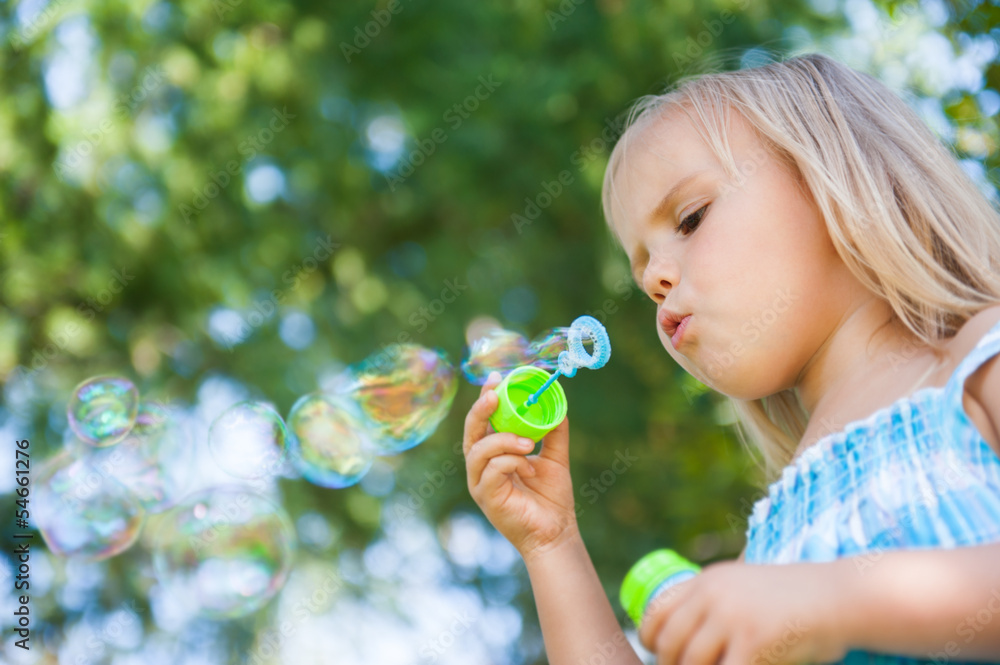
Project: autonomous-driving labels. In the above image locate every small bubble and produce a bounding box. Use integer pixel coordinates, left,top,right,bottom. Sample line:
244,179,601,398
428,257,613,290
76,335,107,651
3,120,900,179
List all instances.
286,392,374,489
67,376,140,447
208,401,289,480
151,487,294,619
35,451,145,560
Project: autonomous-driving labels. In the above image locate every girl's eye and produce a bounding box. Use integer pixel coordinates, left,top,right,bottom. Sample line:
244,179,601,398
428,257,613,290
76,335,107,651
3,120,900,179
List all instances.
676,204,708,236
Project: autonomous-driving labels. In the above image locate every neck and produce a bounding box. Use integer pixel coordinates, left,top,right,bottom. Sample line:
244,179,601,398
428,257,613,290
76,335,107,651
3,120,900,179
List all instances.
794,296,930,418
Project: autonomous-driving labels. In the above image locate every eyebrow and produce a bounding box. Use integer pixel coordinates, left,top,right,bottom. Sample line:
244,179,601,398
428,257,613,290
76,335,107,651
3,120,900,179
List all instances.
626,170,709,270
648,171,708,223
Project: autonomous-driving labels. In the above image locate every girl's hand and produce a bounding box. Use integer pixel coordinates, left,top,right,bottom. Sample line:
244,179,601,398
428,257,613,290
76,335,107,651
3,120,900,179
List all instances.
463,371,578,562
637,559,852,665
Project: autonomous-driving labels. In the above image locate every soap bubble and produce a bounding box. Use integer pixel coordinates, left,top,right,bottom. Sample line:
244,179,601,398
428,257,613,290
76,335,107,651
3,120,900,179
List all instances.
87,401,193,513
462,326,598,382
35,451,146,560
67,376,140,447
345,344,458,455
460,329,532,384
208,402,289,480
526,327,571,369
286,392,374,489
527,327,594,371
151,487,295,619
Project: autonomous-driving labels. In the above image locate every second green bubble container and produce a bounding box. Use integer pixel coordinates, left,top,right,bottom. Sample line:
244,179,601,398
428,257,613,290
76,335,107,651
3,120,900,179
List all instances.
620,549,701,627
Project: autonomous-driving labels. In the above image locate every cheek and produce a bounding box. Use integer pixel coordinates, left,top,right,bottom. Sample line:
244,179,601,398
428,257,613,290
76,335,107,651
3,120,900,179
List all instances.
686,216,804,358
698,195,817,304
699,195,756,254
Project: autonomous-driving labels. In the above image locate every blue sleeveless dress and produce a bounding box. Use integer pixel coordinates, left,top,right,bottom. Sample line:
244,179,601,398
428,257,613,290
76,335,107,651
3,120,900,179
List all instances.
744,317,1000,664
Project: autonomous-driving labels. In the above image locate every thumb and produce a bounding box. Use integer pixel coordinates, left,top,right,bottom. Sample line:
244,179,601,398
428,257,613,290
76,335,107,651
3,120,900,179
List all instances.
479,370,502,397
538,414,570,465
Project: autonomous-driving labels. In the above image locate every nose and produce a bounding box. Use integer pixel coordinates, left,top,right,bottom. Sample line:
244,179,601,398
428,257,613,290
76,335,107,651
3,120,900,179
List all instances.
642,254,678,304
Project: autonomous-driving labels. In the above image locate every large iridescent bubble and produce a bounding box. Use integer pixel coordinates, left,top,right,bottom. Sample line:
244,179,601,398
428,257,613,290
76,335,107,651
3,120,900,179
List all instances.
286,392,374,489
151,487,295,619
208,402,289,480
35,451,146,560
67,376,140,447
87,401,192,513
343,344,458,455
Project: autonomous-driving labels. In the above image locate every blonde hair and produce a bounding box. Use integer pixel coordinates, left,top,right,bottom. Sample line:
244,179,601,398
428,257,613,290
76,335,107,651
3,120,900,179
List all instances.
601,51,1000,485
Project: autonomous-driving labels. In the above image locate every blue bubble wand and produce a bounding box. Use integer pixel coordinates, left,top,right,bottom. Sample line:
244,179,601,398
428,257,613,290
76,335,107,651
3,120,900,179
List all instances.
516,315,612,416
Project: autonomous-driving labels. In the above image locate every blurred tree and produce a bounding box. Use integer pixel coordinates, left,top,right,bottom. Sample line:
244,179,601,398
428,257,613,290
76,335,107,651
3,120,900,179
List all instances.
0,0,996,662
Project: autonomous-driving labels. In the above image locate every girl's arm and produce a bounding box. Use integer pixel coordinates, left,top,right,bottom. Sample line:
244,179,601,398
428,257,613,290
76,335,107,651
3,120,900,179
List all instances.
462,377,643,665
523,528,644,665
841,542,1000,660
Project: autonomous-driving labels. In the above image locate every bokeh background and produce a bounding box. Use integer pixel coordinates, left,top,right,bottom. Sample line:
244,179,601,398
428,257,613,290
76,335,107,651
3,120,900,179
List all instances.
2,0,999,662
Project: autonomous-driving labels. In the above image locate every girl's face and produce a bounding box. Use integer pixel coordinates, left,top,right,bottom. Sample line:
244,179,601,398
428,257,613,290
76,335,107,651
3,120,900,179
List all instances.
609,106,863,400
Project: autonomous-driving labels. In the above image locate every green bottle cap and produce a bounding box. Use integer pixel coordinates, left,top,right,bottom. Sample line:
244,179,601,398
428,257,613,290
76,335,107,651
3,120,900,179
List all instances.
620,549,701,627
488,366,568,442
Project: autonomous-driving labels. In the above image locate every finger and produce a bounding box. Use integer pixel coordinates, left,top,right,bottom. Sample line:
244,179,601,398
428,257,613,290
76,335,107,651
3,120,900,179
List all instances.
655,601,708,665
675,620,725,665
639,579,693,649
538,413,570,465
480,370,503,397
639,602,666,651
477,453,536,497
717,638,749,665
478,370,502,397
463,391,498,454
464,372,504,455
467,432,536,487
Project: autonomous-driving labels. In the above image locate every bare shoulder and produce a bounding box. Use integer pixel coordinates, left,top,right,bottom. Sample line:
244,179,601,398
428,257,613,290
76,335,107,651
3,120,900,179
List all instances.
946,304,1000,358
948,304,1000,456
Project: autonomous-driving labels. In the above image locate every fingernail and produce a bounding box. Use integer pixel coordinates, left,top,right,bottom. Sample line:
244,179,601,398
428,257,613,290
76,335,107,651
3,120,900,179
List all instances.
487,371,501,383
519,438,534,447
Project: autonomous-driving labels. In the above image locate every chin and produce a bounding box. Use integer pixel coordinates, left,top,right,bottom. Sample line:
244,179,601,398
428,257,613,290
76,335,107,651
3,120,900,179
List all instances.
716,387,763,401
693,362,772,401
714,379,785,402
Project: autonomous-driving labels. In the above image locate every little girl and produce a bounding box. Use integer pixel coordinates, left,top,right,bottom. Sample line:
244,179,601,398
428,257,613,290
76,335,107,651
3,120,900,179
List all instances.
463,52,1000,664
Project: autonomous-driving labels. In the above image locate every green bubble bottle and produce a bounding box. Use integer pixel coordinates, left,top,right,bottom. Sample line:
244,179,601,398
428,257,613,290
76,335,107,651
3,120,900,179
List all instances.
488,315,611,442
488,365,569,442
620,549,701,627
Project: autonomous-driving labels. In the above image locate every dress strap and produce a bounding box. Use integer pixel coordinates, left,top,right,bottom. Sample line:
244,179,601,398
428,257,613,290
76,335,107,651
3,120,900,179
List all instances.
945,315,1000,413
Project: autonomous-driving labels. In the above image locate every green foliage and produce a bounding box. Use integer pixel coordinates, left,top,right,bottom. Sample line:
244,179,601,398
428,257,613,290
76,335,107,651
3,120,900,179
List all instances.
1,0,996,661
